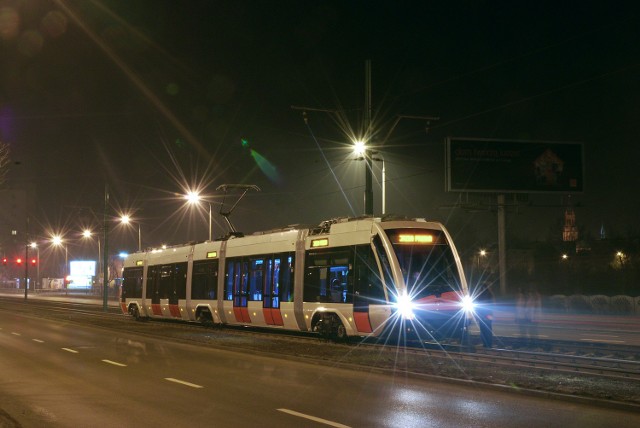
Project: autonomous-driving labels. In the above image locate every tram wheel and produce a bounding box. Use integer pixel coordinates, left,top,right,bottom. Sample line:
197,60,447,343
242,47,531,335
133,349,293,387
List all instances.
327,315,347,342
130,306,141,321
333,320,347,341
197,310,213,326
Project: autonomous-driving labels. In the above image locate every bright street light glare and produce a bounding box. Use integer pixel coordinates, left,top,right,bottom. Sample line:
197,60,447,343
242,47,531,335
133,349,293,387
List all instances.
185,191,201,204
121,215,131,224
83,229,92,238
353,140,366,156
52,236,63,246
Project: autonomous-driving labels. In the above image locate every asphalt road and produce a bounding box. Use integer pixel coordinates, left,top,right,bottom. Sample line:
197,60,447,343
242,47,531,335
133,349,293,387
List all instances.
2,308,640,427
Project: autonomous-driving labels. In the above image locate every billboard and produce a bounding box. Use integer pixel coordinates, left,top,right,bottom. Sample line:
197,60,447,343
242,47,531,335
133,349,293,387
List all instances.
70,260,96,276
445,138,584,193
68,260,96,290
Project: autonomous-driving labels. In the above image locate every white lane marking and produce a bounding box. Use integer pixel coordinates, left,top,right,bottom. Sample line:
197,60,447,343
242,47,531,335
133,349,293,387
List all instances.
580,338,625,344
61,348,79,353
587,334,620,338
164,378,204,389
11,332,21,336
32,339,45,343
277,408,351,428
102,359,127,367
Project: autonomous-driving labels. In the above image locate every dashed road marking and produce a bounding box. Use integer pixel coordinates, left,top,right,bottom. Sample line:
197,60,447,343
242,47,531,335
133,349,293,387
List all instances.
61,348,79,353
32,339,44,343
164,378,203,389
580,338,625,344
102,359,127,367
277,408,351,428
11,332,21,336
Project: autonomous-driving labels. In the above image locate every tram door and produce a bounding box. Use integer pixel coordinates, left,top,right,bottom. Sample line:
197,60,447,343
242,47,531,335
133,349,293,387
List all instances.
263,257,284,326
146,265,162,316
353,245,386,333
146,263,186,318
228,259,251,323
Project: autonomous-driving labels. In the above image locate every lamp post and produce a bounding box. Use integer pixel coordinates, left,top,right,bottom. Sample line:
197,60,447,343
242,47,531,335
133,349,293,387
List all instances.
29,242,39,292
353,141,373,215
120,215,141,252
51,235,68,286
82,229,101,294
372,153,385,215
354,142,387,216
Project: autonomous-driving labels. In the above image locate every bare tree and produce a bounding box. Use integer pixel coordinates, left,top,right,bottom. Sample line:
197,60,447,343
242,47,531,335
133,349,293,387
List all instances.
0,141,9,186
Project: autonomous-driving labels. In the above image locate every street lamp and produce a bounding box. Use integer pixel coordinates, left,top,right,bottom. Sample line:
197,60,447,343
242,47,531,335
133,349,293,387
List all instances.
120,215,141,252
185,191,212,241
371,153,386,215
354,141,387,216
353,140,373,215
82,229,101,294
51,235,68,285
477,249,487,269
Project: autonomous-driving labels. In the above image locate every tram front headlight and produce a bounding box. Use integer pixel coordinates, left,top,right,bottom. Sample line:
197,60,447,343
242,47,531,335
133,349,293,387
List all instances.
395,291,415,320
460,294,476,314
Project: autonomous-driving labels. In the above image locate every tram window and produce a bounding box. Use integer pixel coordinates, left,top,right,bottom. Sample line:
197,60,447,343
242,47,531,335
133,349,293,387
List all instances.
158,265,172,300
156,263,187,304
354,244,385,303
192,260,218,300
387,228,462,297
304,248,352,303
249,258,264,301
225,260,235,300
146,265,159,300
279,254,294,303
263,258,275,308
122,267,143,299
373,235,394,296
174,263,187,301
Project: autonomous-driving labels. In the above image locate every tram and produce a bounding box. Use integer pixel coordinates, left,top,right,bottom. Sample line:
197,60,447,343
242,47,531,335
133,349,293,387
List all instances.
120,216,475,341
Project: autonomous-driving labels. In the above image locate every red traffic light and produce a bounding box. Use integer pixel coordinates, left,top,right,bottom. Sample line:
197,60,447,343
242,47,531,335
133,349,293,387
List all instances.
2,257,7,265
15,258,23,265
30,258,37,266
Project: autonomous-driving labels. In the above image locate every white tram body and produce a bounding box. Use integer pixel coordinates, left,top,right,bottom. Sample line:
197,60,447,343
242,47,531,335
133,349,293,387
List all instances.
121,217,473,340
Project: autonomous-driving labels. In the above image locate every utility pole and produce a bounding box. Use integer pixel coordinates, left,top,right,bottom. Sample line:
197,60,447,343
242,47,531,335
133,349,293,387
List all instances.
24,216,29,300
292,60,438,217
364,60,373,216
102,183,109,312
497,194,507,295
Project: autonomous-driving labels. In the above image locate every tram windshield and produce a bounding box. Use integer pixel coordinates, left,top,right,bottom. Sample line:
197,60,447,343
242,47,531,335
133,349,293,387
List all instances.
386,229,463,299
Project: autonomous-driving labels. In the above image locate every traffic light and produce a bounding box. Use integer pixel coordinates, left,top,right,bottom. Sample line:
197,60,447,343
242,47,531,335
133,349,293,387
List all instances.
2,257,7,266
30,258,37,266
15,258,22,265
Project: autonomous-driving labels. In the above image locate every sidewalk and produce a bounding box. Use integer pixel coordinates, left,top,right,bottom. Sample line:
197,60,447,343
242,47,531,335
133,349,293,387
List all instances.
0,289,120,307
492,309,640,331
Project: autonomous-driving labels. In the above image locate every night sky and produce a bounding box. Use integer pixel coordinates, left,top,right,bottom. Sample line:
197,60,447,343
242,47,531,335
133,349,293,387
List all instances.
1,0,639,255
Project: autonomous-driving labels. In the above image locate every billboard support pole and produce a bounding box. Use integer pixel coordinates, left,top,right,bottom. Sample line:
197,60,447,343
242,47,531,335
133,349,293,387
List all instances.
497,194,507,296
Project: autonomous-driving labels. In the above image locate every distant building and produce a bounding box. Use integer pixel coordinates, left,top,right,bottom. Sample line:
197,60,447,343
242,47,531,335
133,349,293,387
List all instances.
562,207,578,242
0,188,27,254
